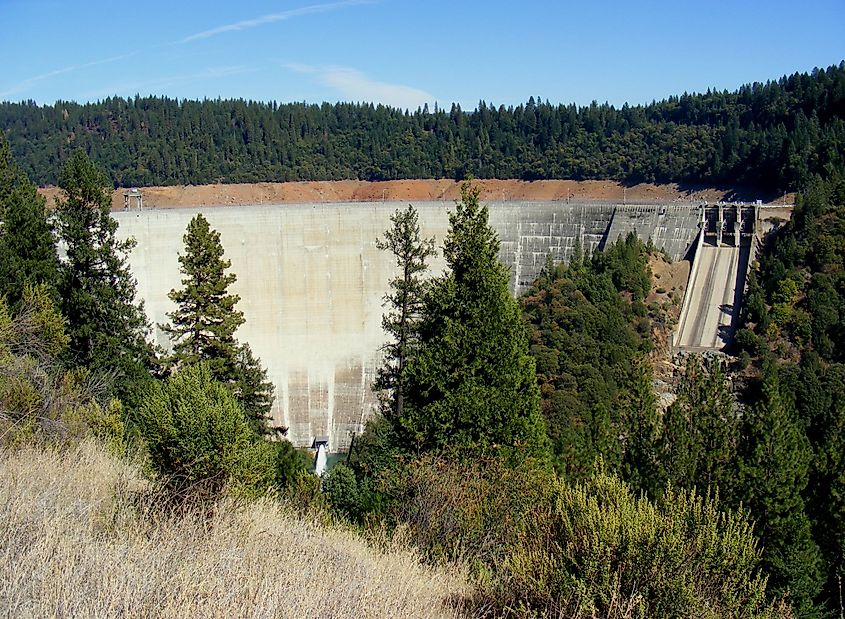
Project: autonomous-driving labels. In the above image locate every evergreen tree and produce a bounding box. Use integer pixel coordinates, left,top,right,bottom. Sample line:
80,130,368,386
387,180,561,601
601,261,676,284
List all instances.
231,342,276,435
0,134,59,307
373,204,435,422
809,393,845,611
656,357,740,501
402,182,548,457
161,213,274,431
619,359,660,496
737,363,824,617
162,213,244,375
797,355,845,610
54,150,152,392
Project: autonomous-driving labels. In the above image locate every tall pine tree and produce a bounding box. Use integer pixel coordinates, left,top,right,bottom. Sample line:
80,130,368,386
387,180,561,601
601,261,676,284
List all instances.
162,213,244,375
655,357,740,500
55,150,153,394
619,359,660,497
738,363,824,618
0,134,59,307
402,182,548,458
161,213,274,432
373,204,435,422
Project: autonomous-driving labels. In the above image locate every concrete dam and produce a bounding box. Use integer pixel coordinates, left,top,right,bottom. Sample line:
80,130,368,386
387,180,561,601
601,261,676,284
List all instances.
114,200,704,450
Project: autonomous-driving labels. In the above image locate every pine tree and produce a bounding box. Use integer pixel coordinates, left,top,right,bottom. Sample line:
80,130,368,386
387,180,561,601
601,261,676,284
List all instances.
161,213,274,431
231,343,276,435
373,204,435,422
54,150,152,392
656,357,740,500
797,354,845,610
619,359,660,496
809,398,845,611
0,134,59,307
738,363,824,617
402,182,548,458
162,213,244,376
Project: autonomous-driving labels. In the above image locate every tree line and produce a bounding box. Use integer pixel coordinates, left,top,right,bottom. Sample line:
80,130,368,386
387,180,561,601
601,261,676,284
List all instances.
1,62,844,193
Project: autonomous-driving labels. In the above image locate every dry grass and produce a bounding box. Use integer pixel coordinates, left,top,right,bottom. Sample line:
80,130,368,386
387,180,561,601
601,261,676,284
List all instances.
0,442,468,618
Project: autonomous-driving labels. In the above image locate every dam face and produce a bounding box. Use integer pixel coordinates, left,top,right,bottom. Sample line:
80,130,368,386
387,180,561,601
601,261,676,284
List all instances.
114,201,700,450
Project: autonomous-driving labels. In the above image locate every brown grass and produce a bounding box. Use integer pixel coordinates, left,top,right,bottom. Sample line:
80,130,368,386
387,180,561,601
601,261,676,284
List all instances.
0,442,468,618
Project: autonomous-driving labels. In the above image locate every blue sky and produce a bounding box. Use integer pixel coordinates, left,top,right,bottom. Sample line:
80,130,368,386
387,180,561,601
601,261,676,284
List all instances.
1,0,843,110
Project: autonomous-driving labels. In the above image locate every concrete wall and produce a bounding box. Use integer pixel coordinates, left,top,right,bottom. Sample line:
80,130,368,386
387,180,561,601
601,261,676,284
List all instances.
114,201,698,450
605,204,702,260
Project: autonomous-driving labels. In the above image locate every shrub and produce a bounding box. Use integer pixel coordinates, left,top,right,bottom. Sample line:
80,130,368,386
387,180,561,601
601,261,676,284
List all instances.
492,473,790,618
736,327,762,356
270,438,312,488
377,454,789,618
0,286,118,447
323,463,362,520
135,363,276,500
390,454,556,570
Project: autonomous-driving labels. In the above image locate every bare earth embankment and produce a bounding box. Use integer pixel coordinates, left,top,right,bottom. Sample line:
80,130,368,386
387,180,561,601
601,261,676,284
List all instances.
38,179,794,210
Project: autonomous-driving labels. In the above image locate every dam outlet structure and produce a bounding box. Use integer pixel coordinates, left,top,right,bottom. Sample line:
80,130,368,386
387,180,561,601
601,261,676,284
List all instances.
115,200,703,451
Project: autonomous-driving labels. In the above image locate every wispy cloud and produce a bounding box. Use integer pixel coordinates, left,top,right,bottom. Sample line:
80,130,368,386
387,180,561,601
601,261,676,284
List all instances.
0,53,137,100
285,63,434,110
80,66,257,100
181,0,373,43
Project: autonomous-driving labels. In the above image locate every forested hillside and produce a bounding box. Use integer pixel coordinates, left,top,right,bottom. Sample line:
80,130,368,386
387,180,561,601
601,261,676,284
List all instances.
1,63,843,192
522,229,837,616
737,171,845,614
522,235,655,480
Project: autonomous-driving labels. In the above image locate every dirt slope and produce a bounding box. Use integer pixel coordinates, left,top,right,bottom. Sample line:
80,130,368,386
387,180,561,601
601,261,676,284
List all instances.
38,179,791,210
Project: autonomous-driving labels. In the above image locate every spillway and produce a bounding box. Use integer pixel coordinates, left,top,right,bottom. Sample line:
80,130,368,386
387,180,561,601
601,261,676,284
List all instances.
115,200,700,449
674,204,756,351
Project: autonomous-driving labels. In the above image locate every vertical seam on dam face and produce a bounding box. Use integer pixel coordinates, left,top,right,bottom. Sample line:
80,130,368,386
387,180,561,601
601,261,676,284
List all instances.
115,201,700,449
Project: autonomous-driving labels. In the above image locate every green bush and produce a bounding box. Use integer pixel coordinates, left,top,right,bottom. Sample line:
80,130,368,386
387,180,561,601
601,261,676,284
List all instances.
322,463,362,520
0,286,117,447
493,473,790,618
270,438,312,488
389,454,556,570
135,363,276,500
377,454,789,618
735,327,762,356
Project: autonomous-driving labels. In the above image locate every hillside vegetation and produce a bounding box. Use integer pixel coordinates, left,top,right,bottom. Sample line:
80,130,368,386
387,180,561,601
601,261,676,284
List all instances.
2,63,844,192
0,441,466,618
737,171,845,612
